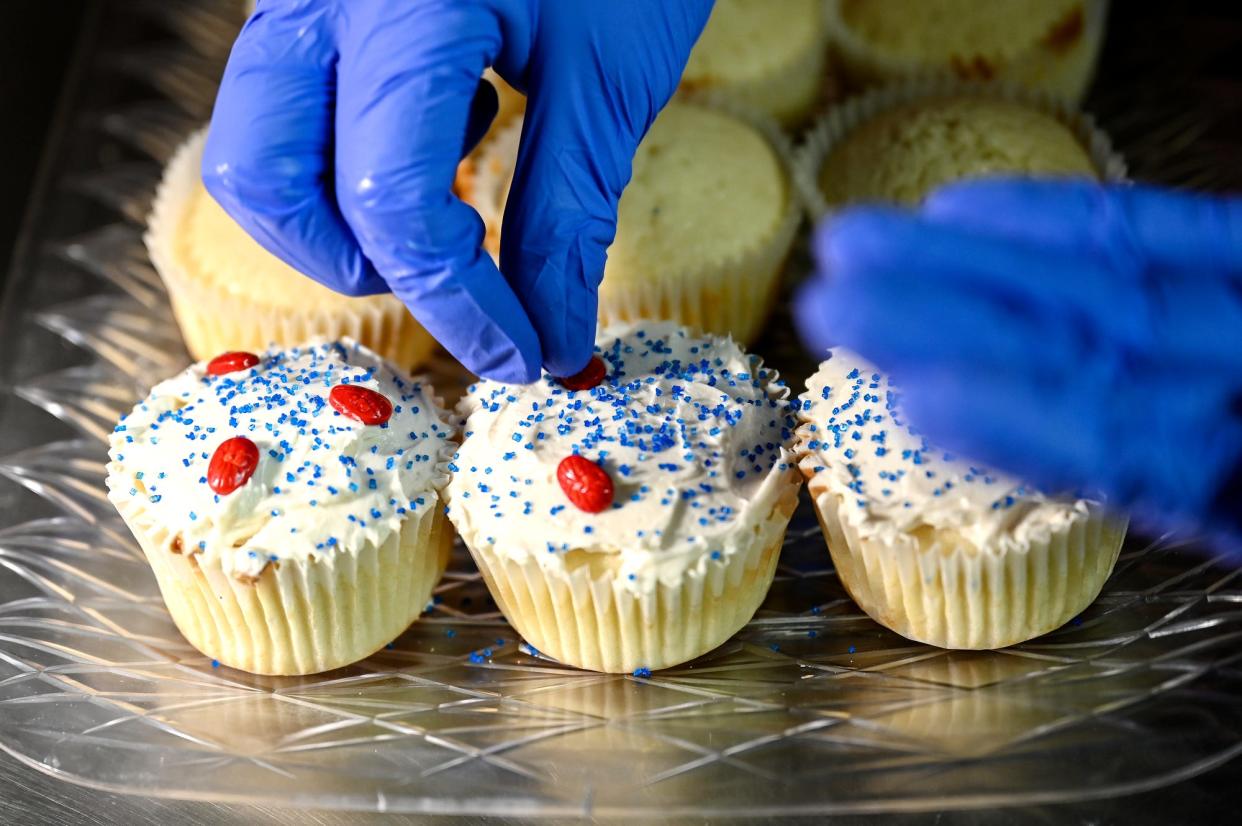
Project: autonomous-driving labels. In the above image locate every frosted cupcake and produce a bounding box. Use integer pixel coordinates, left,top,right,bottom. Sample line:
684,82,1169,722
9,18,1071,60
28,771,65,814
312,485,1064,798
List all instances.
678,0,829,126
796,84,1124,218
147,129,437,369
825,0,1107,102
106,340,455,674
459,100,800,346
796,350,1126,650
447,322,803,673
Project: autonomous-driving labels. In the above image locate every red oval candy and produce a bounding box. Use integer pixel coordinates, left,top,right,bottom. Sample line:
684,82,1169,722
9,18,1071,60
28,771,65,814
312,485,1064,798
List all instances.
208,437,259,495
558,356,607,391
329,384,393,425
556,455,614,514
206,351,260,376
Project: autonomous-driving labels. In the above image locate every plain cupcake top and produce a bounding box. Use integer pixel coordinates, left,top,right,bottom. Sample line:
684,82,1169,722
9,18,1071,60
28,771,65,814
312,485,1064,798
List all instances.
468,101,789,279
820,96,1096,206
447,322,799,589
106,340,453,581
681,0,826,88
798,349,1092,552
610,102,788,282
835,0,1083,65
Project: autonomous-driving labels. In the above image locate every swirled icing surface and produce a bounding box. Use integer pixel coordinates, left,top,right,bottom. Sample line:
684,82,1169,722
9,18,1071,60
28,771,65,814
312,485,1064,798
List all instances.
798,349,1093,551
106,340,453,580
446,322,801,590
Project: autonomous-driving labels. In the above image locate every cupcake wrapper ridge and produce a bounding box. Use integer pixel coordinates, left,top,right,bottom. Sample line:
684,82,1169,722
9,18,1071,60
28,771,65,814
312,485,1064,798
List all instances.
110,484,452,675
802,474,1126,650
465,485,798,673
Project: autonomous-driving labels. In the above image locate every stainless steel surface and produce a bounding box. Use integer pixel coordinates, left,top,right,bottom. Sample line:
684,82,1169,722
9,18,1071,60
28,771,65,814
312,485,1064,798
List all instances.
1,1,1241,822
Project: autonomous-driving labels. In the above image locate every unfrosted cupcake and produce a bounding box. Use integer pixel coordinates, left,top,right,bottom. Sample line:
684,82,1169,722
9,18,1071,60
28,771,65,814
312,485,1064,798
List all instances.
678,0,829,126
106,340,455,674
447,322,803,673
459,100,800,346
795,83,1125,218
826,0,1107,102
147,129,437,369
483,67,525,129
796,350,1126,650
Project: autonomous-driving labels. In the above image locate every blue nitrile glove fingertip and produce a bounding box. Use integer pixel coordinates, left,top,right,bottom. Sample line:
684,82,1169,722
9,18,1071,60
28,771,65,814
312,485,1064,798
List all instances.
792,275,839,357
814,206,914,279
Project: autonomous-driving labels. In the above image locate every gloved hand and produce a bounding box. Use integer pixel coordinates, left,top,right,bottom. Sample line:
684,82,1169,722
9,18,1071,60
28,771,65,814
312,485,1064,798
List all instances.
796,179,1242,547
202,0,712,382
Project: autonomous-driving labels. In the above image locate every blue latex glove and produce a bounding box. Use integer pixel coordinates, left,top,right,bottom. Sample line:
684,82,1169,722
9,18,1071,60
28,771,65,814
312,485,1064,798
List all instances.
796,179,1242,548
202,0,712,382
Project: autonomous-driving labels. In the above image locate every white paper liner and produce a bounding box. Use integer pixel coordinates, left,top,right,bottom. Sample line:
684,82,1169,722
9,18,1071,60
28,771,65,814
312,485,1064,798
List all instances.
792,77,1128,221
466,488,798,673
109,485,452,675
799,471,1125,650
459,94,804,346
824,0,1109,103
146,128,437,370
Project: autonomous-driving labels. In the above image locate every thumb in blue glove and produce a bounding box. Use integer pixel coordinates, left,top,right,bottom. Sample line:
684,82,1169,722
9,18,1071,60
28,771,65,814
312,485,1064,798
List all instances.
202,0,712,383
796,179,1242,549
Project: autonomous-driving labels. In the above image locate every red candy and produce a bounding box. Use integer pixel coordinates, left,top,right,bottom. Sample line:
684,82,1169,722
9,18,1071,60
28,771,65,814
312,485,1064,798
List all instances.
558,356,607,391
208,437,259,495
206,351,260,376
329,384,393,425
556,455,614,514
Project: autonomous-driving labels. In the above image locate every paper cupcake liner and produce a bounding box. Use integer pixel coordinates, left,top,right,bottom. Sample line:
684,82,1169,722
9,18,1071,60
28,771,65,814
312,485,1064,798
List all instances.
677,17,831,128
110,488,452,675
792,77,1128,221
146,129,437,370
465,495,797,674
459,96,803,346
803,475,1125,650
824,0,1108,103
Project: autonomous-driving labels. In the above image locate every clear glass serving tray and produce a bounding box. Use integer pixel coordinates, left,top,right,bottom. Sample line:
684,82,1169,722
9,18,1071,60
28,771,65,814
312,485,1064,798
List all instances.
1,1,1241,817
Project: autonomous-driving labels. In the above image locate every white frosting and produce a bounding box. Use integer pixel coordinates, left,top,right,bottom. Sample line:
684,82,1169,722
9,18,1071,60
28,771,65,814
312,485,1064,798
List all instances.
446,322,800,591
106,340,454,580
798,349,1093,552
